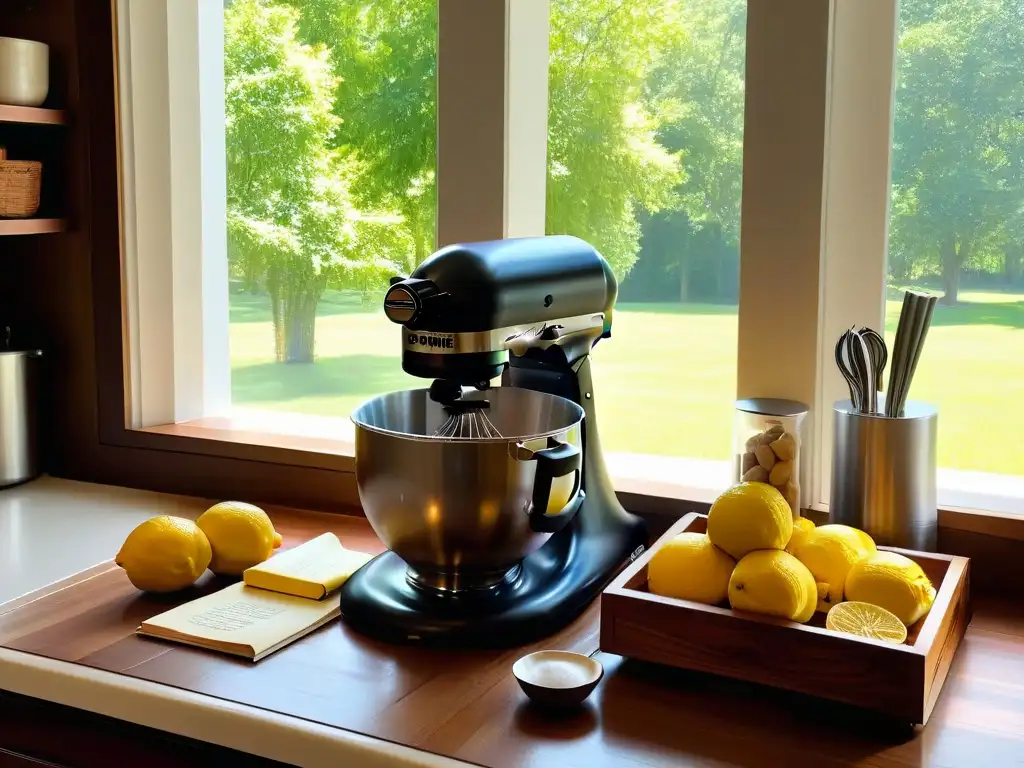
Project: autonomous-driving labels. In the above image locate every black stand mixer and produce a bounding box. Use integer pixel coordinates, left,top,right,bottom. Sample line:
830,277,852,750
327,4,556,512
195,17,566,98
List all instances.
341,235,647,646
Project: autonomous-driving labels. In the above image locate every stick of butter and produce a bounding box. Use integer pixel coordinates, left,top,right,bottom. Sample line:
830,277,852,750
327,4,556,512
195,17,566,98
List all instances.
243,533,373,600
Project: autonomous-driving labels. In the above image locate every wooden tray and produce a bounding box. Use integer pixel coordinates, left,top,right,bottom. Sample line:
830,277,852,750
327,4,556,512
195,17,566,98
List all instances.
600,513,970,724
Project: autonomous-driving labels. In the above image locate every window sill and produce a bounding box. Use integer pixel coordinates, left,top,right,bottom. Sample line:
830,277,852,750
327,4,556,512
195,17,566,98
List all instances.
143,409,731,503
936,470,1024,517
140,408,1024,540
143,409,356,459
938,506,1024,541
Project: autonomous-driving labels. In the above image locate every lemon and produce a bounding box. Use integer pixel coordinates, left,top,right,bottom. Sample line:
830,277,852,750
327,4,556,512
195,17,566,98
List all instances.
785,516,815,555
792,524,876,612
197,501,283,576
728,550,817,623
648,532,735,605
851,528,877,552
707,482,793,560
825,601,908,644
115,516,212,593
844,551,936,626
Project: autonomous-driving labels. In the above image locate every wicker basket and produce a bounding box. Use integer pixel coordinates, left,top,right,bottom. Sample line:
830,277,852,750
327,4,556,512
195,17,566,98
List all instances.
0,147,42,218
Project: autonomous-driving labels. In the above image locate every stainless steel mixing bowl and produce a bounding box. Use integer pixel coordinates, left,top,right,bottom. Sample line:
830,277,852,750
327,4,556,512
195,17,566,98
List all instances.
351,388,585,592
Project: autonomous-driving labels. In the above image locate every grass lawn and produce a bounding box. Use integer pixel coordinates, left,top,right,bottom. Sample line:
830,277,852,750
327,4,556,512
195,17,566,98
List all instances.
230,289,1024,474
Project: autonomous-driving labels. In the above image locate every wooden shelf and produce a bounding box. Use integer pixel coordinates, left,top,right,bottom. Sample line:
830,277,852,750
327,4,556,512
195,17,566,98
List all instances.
0,218,65,235
0,105,67,125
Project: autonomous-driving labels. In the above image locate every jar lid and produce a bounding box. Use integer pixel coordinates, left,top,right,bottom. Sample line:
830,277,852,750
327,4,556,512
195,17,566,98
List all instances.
735,398,808,417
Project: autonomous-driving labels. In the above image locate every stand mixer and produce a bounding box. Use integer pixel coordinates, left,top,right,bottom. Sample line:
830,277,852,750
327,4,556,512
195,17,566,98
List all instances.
341,235,647,646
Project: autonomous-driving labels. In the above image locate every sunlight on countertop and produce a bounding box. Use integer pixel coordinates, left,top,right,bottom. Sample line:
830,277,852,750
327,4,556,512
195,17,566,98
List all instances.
0,477,208,605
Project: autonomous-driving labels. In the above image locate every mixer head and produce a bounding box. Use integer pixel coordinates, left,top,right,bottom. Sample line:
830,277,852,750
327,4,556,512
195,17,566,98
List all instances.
383,235,618,387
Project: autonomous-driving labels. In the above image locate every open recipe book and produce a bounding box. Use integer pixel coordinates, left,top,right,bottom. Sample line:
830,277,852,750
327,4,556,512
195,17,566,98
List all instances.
138,582,341,661
137,533,373,661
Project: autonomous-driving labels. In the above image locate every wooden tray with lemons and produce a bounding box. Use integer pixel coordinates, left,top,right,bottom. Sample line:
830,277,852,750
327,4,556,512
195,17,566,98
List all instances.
600,483,970,725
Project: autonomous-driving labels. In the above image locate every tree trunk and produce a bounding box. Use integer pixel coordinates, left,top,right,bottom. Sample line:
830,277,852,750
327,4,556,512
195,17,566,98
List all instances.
281,293,317,363
412,231,426,273
268,268,323,364
1004,244,1022,286
941,265,961,306
710,223,725,301
405,201,428,274
679,262,691,302
243,259,262,294
269,267,285,354
939,234,961,306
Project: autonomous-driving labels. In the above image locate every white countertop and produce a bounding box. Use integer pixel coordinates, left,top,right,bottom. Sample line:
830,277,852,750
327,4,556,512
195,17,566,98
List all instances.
0,476,206,605
0,476,470,768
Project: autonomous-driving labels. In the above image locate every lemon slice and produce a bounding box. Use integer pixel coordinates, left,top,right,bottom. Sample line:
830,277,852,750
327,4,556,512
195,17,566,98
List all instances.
825,601,908,644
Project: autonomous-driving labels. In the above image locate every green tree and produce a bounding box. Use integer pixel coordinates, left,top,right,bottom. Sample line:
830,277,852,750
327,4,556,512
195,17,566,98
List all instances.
225,0,358,362
283,0,438,273
641,0,746,302
284,0,684,282
546,0,684,278
890,0,1024,304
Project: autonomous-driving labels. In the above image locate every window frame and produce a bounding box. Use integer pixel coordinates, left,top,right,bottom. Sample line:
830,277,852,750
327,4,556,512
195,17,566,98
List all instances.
95,0,1024,523
102,0,864,507
99,0,561,510
814,0,898,509
816,0,1024,516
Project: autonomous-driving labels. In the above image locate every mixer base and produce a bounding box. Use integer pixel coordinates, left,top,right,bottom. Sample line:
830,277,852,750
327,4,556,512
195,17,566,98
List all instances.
340,509,646,647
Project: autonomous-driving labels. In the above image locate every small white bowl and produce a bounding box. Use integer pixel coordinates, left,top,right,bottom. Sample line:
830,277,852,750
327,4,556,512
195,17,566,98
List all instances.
512,650,604,709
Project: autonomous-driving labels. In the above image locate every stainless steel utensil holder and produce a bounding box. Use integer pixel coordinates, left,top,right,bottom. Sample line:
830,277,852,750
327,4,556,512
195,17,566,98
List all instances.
829,399,937,551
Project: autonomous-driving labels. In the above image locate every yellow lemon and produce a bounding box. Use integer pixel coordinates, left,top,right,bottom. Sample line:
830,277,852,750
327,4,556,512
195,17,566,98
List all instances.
728,550,817,623
197,501,283,576
793,524,876,612
851,527,877,552
844,551,936,626
826,601,908,644
707,482,793,560
115,516,212,593
785,516,816,555
648,532,735,605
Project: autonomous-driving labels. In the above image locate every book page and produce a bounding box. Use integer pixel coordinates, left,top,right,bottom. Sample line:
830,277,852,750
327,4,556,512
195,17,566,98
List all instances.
187,597,287,632
140,582,340,658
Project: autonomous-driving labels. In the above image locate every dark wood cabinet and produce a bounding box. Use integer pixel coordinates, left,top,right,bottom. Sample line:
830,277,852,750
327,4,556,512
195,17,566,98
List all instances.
1,748,64,768
0,693,288,768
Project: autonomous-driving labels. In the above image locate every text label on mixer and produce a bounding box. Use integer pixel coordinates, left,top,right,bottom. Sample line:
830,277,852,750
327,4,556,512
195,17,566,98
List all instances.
407,332,456,350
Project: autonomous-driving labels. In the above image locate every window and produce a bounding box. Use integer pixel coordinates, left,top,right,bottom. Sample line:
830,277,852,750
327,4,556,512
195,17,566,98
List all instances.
225,0,748,487
222,0,748,478
815,0,1023,514
116,0,1023,516
885,0,1024,509
224,0,434,426
545,1,745,488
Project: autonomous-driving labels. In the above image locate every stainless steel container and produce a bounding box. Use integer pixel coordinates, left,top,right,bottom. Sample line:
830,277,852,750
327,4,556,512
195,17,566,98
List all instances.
0,349,42,487
0,37,49,107
830,399,937,550
351,387,585,592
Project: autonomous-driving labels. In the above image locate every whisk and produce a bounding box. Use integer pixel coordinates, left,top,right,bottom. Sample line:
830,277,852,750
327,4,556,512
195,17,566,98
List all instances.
433,403,502,439
427,379,503,439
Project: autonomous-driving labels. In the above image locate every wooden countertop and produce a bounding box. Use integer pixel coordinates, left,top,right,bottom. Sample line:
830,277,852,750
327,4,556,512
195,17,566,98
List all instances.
2,507,1023,768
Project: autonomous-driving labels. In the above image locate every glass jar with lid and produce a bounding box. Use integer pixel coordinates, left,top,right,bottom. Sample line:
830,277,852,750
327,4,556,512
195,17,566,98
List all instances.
734,398,808,517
